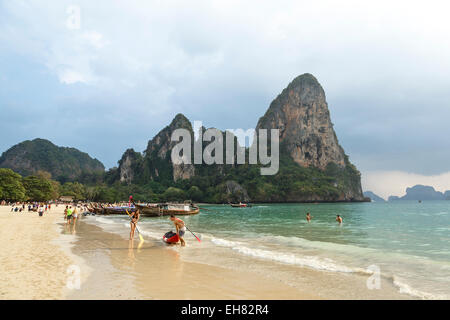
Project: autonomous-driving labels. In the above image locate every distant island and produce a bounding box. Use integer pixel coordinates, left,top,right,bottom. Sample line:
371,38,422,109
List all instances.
0,74,367,203
363,191,386,202
388,185,450,201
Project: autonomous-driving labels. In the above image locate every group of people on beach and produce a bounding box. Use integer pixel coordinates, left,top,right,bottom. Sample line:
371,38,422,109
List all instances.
9,202,52,216
306,212,343,224
64,205,80,225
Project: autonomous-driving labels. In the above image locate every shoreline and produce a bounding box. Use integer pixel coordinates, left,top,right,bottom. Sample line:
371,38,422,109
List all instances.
66,220,319,299
0,204,427,300
68,215,414,300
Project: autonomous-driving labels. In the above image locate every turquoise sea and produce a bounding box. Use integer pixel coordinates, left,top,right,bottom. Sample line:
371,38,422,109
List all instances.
86,201,450,299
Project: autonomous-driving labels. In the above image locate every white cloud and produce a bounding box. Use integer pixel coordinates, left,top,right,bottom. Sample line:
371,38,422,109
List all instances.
82,31,107,49
59,69,87,84
362,171,450,199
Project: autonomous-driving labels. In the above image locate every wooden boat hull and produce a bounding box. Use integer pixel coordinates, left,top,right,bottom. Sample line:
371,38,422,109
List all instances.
135,204,200,217
103,207,136,215
93,207,105,215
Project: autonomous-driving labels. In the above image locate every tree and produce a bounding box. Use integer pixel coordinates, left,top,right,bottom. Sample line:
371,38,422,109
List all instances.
23,176,54,201
162,187,186,202
60,182,86,200
49,180,61,200
0,168,26,201
36,170,52,181
187,186,204,202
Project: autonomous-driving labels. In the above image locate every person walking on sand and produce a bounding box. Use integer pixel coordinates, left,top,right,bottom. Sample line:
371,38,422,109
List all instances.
336,215,343,224
38,205,44,217
72,206,78,225
66,206,73,225
170,215,186,247
129,209,140,240
64,206,68,222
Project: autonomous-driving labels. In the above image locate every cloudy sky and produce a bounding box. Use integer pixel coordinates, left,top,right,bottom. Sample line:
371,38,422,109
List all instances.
1,0,450,198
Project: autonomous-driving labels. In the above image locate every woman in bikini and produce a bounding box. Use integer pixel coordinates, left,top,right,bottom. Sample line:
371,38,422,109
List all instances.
130,209,140,240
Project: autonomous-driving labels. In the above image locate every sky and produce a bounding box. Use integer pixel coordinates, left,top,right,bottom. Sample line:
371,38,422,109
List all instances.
1,0,450,199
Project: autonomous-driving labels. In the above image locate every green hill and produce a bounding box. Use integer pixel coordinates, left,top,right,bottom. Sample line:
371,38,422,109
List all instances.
0,138,105,183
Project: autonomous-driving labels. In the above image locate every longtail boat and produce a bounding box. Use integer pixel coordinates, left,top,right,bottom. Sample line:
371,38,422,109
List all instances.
135,203,200,217
230,203,247,208
103,206,136,215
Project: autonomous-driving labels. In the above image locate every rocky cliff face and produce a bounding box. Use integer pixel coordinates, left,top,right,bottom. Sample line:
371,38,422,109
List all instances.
0,138,104,182
225,180,250,202
118,149,143,184
114,74,364,202
256,73,346,169
115,114,195,184
144,113,195,182
256,73,364,201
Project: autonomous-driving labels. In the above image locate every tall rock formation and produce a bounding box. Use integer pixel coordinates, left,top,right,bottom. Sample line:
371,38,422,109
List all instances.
144,113,195,182
117,114,196,184
256,73,364,201
256,73,346,168
114,73,364,202
118,149,143,184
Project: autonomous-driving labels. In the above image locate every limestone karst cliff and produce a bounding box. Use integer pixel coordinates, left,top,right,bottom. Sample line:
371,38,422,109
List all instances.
256,73,346,169
114,73,364,202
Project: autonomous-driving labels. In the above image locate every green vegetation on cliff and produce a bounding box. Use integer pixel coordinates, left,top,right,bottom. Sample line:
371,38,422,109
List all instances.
0,138,105,183
0,74,365,204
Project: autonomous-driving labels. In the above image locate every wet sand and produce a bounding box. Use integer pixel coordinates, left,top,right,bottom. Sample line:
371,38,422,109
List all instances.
67,221,318,299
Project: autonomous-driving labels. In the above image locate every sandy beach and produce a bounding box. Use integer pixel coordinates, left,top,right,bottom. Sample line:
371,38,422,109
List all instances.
0,204,419,300
66,219,319,299
0,205,317,300
0,205,83,299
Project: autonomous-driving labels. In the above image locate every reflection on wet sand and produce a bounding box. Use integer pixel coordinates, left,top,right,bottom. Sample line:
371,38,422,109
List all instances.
67,220,315,300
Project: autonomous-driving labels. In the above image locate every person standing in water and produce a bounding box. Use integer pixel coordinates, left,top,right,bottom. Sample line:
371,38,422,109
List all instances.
306,212,312,222
336,215,343,224
72,206,78,225
66,206,73,225
64,206,68,222
170,215,186,246
129,209,140,240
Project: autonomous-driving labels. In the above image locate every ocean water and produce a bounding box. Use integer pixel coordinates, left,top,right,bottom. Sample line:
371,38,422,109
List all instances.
84,201,450,299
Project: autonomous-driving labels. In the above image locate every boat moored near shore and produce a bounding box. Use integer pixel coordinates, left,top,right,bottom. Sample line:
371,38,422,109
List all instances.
135,203,200,217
